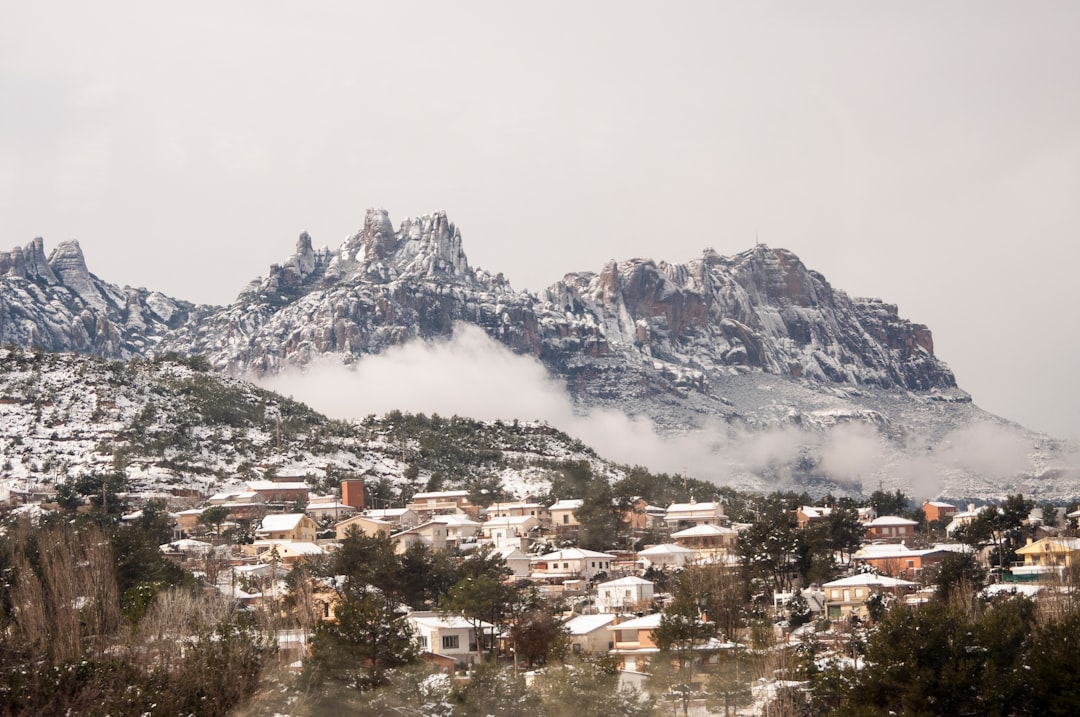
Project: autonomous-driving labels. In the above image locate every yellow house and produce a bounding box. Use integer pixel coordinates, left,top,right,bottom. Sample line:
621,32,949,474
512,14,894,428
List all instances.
334,514,393,540
548,499,583,534
1015,537,1080,569
255,513,318,542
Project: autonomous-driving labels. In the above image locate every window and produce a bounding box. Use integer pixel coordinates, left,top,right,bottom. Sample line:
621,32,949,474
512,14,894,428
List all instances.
418,635,429,648
442,635,460,650
563,515,569,524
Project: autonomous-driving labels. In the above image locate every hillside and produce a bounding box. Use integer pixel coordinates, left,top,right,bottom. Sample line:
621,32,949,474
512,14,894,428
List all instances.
0,350,607,504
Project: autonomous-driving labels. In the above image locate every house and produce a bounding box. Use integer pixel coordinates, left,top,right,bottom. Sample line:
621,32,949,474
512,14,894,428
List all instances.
596,576,654,614
175,507,205,535
609,612,663,673
664,500,728,530
160,538,213,557
255,513,318,543
483,515,540,547
671,524,739,555
365,508,419,529
334,514,394,540
852,543,955,579
486,501,550,525
407,611,491,670
636,543,695,570
493,545,532,578
1013,537,1080,581
305,500,357,523
864,515,918,542
822,574,916,620
391,521,448,553
795,506,833,529
531,548,616,581
430,514,482,546
407,490,478,518
565,613,616,655
245,480,310,506
922,500,958,524
549,499,584,534
260,541,326,566
945,504,991,536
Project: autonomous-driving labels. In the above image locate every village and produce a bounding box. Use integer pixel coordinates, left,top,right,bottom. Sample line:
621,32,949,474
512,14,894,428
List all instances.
114,473,1080,714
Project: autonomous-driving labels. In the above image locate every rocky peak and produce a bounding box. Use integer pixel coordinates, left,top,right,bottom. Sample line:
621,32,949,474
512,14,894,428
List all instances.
0,237,59,284
48,239,92,289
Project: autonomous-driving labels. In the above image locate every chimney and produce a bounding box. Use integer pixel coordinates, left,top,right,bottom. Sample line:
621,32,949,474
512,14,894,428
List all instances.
341,479,366,510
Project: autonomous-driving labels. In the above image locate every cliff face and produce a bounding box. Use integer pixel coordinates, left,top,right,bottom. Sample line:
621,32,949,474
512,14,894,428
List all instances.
0,210,957,425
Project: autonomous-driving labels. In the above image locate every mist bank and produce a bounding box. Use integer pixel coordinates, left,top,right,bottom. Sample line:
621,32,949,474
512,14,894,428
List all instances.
256,324,1074,500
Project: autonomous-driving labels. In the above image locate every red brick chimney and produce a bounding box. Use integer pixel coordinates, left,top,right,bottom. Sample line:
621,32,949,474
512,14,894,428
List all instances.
341,479,366,510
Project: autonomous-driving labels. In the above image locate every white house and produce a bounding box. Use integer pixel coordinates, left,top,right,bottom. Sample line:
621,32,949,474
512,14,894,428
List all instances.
565,613,616,655
407,611,492,669
483,515,540,547
664,500,727,530
636,543,695,570
494,545,533,578
531,548,616,581
431,514,482,545
596,576,655,614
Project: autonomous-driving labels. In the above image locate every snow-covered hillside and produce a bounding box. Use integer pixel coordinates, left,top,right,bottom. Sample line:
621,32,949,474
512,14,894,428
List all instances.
0,350,607,503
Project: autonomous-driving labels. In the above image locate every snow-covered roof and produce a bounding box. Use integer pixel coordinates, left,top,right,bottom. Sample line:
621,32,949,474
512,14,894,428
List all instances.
307,501,354,510
247,480,309,491
637,543,694,556
598,576,653,588
161,538,211,552
274,542,325,556
798,506,832,519
408,611,493,631
612,613,663,630
666,500,725,515
866,515,918,527
925,501,956,508
366,508,413,519
259,513,307,532
671,524,737,538
411,490,469,500
539,548,617,560
431,514,481,527
484,515,537,527
549,499,583,511
564,613,616,635
823,574,916,589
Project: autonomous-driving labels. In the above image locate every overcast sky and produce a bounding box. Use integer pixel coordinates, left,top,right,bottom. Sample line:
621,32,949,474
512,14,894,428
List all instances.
2,2,1079,440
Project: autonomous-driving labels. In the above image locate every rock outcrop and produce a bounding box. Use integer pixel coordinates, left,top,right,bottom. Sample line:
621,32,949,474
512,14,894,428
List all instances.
0,238,195,358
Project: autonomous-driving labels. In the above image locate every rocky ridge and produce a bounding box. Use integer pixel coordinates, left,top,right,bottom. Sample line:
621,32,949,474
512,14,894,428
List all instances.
154,209,958,429
0,237,194,357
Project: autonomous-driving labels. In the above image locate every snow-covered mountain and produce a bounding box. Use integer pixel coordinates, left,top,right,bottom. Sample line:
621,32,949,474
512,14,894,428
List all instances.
154,209,957,427
0,238,194,356
2,210,1077,498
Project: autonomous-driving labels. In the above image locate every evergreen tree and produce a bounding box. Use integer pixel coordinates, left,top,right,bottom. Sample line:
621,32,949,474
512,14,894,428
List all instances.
307,590,419,692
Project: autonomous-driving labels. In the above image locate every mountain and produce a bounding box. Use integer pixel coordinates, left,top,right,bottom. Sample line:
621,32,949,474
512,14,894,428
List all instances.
1,210,1076,498
154,209,958,428
0,238,194,356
